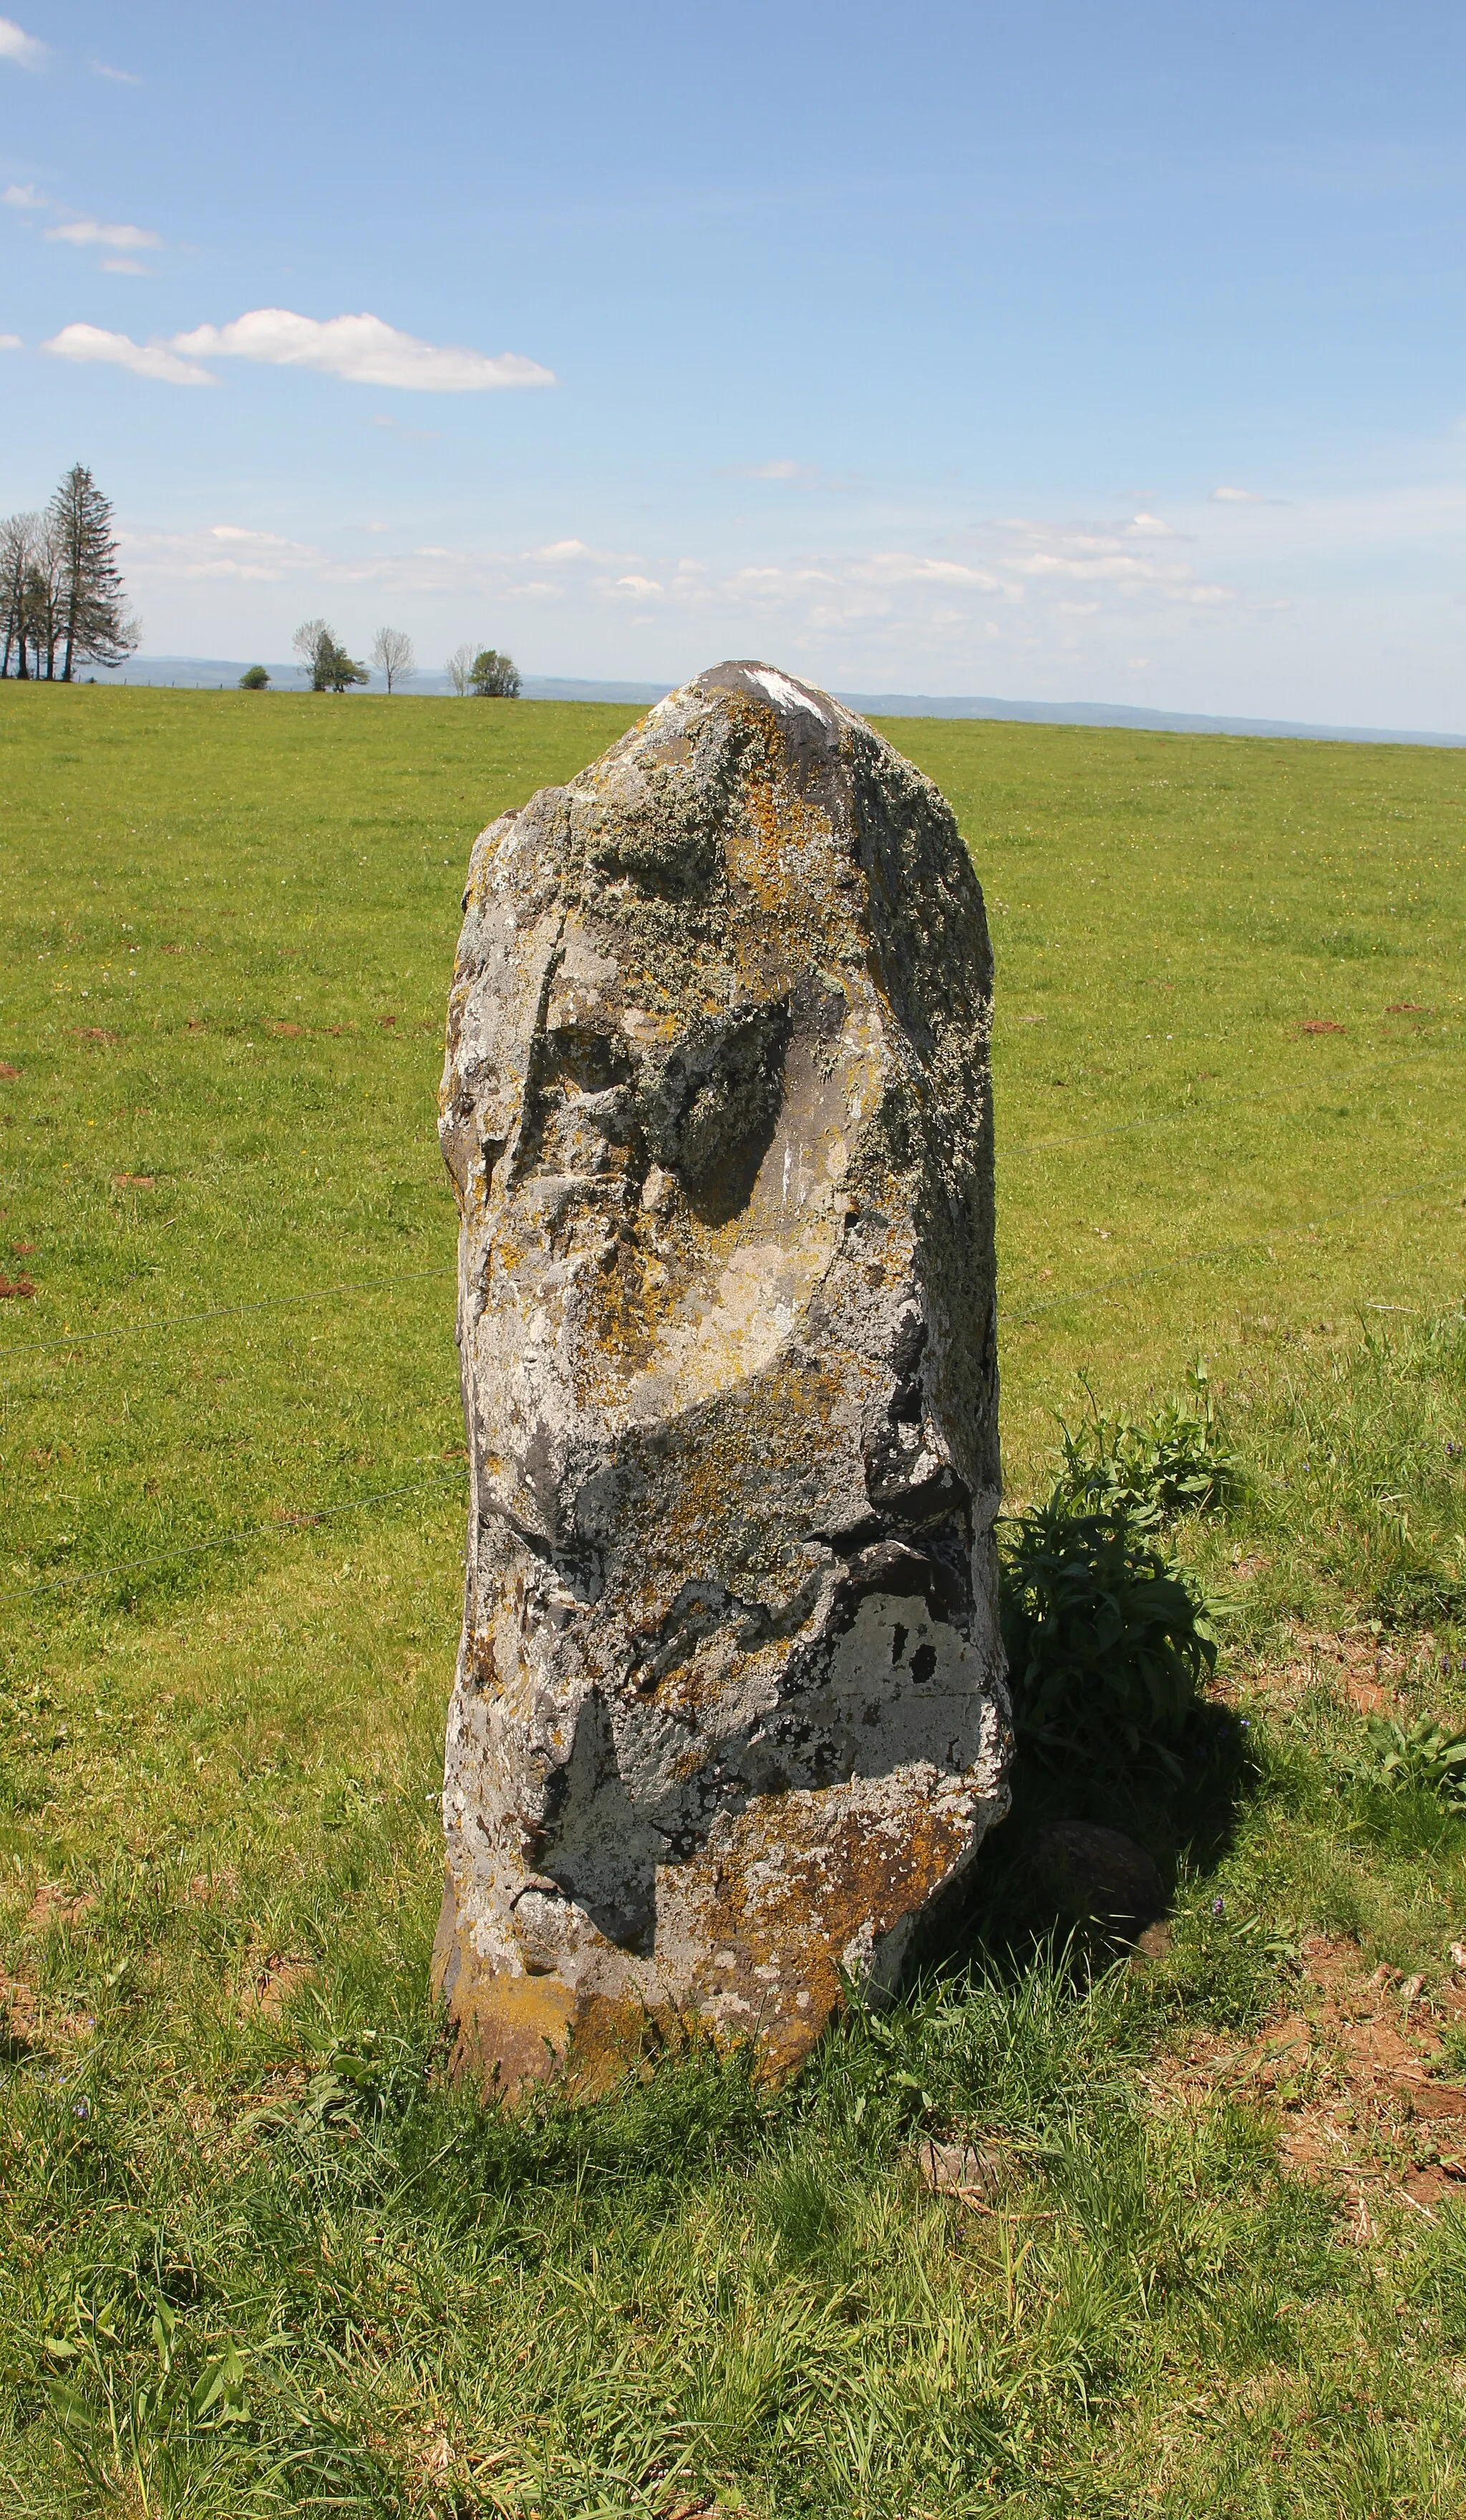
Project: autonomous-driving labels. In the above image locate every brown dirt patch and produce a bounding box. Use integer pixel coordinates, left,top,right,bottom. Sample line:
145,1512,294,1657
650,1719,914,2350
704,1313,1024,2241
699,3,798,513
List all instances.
26,1883,97,1932
0,1275,35,1299
271,1021,302,1037
112,1173,155,1190
1160,1937,1466,2214
1225,1626,1456,1722
0,1062,19,1080
73,1026,118,1045
0,1975,39,2046
1298,1019,1346,1036
243,1952,315,2017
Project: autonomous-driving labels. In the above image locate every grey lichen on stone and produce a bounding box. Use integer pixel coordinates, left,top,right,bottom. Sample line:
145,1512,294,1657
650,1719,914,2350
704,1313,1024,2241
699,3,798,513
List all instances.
435,659,1011,2093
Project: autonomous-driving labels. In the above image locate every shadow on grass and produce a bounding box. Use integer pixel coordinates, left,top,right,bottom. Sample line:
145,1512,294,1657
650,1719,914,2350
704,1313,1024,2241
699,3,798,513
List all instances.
914,1697,1258,1985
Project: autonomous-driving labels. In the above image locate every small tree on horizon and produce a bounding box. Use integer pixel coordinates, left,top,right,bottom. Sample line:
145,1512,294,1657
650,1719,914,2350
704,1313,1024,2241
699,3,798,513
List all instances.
445,642,475,697
469,647,521,699
239,664,270,690
371,625,415,694
293,619,369,694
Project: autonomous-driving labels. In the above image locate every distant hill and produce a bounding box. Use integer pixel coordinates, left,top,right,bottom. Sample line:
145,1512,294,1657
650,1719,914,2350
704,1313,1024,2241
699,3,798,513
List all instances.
107,658,1466,747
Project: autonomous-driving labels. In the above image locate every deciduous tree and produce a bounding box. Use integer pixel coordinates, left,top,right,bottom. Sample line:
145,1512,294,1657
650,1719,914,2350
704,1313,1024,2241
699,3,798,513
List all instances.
293,619,369,693
0,511,39,679
445,643,475,697
371,625,414,693
469,647,521,698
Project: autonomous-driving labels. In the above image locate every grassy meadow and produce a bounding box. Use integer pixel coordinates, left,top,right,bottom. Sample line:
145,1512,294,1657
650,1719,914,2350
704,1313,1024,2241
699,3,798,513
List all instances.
1,683,1465,2516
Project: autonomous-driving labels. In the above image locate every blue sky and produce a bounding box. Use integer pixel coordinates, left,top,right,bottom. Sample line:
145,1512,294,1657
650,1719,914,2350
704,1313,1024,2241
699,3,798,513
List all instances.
4,1,1465,723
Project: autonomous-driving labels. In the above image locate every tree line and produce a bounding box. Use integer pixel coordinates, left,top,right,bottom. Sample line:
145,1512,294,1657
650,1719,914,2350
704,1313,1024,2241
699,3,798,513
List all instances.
1,465,138,681
250,622,521,697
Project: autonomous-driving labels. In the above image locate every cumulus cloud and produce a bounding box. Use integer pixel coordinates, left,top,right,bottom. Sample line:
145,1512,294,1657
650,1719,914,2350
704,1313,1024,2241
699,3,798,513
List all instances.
47,216,160,249
854,553,1003,590
0,16,45,69
171,307,555,392
101,256,150,276
0,331,21,349
535,538,590,559
722,459,812,480
616,574,662,596
44,322,213,385
119,523,324,582
38,306,554,393
3,180,44,207
1212,485,1265,503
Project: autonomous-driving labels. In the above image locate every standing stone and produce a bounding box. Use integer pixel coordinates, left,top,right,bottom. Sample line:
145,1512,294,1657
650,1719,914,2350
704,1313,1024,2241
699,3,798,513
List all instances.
435,661,1009,2093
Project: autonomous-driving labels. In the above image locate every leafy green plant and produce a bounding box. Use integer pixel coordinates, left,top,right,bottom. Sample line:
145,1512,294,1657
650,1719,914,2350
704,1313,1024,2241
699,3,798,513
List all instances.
999,1495,1218,1775
1054,1367,1239,1530
1354,1712,1466,1806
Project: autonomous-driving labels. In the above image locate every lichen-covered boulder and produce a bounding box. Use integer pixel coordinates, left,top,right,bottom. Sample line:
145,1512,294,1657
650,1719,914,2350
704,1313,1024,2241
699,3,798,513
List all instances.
435,661,1009,2092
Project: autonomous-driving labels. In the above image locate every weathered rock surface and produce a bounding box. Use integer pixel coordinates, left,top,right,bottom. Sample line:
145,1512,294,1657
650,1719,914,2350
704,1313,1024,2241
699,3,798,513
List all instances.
435,660,1009,2092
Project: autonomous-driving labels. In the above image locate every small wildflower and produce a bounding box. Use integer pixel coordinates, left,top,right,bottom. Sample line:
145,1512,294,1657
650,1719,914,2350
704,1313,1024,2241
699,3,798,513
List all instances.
1212,1896,1225,1916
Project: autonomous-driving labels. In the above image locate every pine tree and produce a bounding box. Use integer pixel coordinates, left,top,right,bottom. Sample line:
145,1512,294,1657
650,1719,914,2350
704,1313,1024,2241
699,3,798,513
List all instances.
48,464,138,682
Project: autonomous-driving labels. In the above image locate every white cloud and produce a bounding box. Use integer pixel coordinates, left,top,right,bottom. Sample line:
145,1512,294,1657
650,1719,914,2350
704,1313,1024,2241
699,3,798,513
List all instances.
854,553,1003,590
47,217,161,249
210,525,301,547
0,331,20,349
91,59,141,83
722,459,812,480
1016,547,1230,601
11,190,165,264
171,307,555,392
49,216,162,251
1212,485,1265,503
535,538,590,559
0,16,46,69
44,322,214,385
120,523,324,582
615,574,662,596
372,412,439,439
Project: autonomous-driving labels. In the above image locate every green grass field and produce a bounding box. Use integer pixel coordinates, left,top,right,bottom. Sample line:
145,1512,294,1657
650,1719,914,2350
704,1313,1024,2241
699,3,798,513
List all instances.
2,685,1466,2516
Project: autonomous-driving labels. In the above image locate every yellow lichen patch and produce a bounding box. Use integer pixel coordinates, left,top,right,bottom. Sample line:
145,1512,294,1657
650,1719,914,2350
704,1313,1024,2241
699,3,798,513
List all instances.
725,771,850,980
668,1784,978,2075
448,1967,581,2096
615,1352,857,1613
